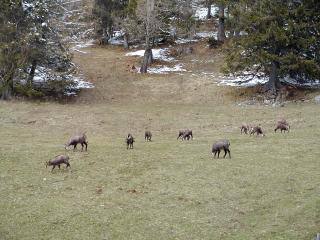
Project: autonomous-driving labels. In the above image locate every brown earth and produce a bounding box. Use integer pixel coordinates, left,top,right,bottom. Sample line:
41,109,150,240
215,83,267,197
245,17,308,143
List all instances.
72,41,241,105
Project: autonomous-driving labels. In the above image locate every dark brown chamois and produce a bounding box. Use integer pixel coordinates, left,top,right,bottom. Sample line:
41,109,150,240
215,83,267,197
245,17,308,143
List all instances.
250,126,265,136
177,129,193,140
126,134,134,149
274,123,290,133
145,131,152,141
65,133,88,151
177,130,185,140
212,140,231,158
277,118,290,129
240,123,250,134
46,155,70,172
182,129,193,140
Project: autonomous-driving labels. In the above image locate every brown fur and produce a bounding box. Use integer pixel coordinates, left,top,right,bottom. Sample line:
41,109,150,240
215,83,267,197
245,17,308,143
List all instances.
65,133,88,151
177,129,193,140
250,126,265,136
212,140,231,158
275,123,290,133
145,131,152,141
126,133,134,149
240,123,250,134
46,155,70,172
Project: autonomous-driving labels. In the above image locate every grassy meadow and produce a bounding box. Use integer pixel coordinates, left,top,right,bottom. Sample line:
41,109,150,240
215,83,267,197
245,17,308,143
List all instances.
0,100,319,240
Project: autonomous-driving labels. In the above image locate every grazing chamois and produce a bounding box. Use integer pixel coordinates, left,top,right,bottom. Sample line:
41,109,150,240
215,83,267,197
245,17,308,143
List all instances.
274,123,290,133
145,131,152,141
65,133,88,151
250,126,265,136
177,129,193,140
126,134,134,149
177,130,185,140
182,129,193,140
46,155,70,172
212,140,231,158
240,123,250,134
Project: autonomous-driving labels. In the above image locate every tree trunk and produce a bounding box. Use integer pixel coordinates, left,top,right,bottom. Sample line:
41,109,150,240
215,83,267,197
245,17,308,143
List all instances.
28,60,37,87
101,28,109,44
123,33,129,49
0,85,13,100
206,1,212,19
140,47,153,73
0,75,14,100
267,61,281,93
235,29,240,38
140,0,154,73
217,4,226,42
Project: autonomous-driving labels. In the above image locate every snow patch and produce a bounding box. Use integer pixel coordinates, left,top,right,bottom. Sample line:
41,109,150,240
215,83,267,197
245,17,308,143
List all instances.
220,73,268,87
175,38,199,44
31,66,94,95
71,77,95,90
282,76,320,88
125,48,175,62
147,64,186,74
72,40,95,50
194,5,219,20
196,31,217,39
109,30,124,45
220,73,320,88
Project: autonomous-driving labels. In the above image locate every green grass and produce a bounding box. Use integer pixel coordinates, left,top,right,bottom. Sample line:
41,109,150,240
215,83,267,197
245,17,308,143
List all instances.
0,101,319,240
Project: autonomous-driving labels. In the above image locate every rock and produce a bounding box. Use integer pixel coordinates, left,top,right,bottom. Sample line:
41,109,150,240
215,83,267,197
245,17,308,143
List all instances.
315,95,320,104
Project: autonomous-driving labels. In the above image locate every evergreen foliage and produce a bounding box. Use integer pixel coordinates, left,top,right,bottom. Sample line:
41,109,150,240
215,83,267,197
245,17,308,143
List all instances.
225,0,320,92
0,0,75,99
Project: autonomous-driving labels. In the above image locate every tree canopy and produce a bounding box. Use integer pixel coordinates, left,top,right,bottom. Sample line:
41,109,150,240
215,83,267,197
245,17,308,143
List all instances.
225,0,320,93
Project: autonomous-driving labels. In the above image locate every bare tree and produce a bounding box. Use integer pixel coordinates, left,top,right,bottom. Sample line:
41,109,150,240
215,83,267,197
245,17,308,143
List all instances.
140,0,154,72
136,0,172,73
217,1,226,42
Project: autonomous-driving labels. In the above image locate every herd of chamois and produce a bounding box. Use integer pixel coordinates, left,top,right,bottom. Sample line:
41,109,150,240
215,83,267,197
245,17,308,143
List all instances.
46,118,290,171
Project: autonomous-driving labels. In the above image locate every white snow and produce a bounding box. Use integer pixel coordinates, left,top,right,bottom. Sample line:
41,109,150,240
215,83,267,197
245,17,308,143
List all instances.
109,30,124,45
220,73,320,88
196,31,217,39
31,66,94,95
194,5,219,20
175,38,199,44
72,77,95,89
282,76,320,88
72,39,95,50
125,48,175,62
219,72,268,87
147,64,186,74
22,2,34,11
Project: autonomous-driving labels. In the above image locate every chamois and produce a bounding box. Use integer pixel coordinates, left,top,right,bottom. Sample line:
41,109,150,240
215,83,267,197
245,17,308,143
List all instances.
126,134,134,149
145,131,152,141
65,133,88,151
177,129,193,140
240,123,250,134
274,123,290,133
182,129,193,140
212,140,231,158
250,126,265,136
46,155,70,172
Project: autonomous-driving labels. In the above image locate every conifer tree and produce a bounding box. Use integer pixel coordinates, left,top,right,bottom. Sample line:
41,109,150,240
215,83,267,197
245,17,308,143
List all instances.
225,0,320,93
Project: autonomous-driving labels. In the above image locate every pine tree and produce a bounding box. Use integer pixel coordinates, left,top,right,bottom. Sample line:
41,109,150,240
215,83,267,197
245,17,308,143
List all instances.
225,0,320,93
1,0,75,99
0,1,27,99
92,0,128,44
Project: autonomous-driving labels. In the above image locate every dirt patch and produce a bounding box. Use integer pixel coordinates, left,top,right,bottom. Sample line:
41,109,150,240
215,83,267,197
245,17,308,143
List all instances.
72,41,235,105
